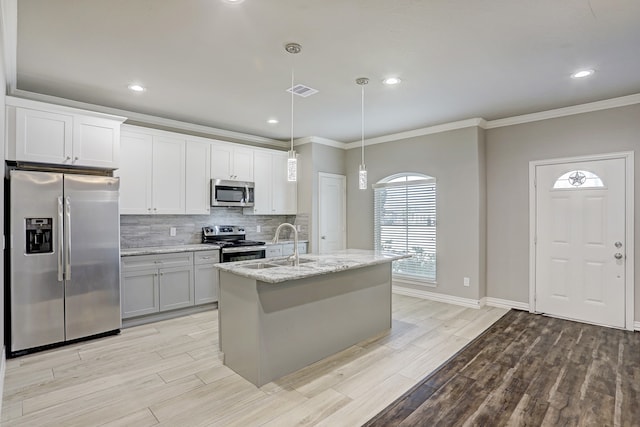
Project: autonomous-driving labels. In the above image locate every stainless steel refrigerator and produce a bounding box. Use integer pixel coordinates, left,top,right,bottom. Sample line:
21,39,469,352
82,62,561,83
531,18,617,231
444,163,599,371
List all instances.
7,170,121,356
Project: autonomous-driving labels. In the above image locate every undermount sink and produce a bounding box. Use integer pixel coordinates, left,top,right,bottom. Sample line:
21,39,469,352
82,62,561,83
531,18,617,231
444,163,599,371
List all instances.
242,262,280,270
270,258,315,266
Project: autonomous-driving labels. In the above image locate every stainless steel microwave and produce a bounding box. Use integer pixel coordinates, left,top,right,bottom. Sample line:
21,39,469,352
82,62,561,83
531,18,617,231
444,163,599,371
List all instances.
211,179,255,207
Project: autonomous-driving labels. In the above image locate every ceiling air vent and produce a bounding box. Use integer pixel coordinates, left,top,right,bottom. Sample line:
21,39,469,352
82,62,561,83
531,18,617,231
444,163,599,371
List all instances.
287,84,319,98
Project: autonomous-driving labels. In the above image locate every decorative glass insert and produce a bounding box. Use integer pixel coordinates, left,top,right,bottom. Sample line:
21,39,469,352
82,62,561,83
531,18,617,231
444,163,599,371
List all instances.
553,170,604,189
374,173,436,282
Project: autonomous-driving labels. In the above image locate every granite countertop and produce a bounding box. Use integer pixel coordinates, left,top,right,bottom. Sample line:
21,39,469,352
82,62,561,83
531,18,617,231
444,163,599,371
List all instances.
121,244,220,256
214,249,410,284
264,239,309,245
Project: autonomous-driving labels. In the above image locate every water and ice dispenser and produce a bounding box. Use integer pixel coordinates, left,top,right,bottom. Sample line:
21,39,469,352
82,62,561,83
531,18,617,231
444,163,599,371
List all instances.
25,218,53,254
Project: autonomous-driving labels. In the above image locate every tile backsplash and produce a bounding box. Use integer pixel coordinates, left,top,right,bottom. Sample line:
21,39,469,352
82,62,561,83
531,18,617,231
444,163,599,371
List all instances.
120,208,309,248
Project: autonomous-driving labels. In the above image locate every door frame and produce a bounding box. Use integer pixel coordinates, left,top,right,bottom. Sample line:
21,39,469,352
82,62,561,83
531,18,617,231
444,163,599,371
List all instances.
317,172,347,252
528,151,634,330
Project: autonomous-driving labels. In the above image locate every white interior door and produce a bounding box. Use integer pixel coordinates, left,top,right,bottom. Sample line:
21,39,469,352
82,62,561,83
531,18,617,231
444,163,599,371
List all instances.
318,173,346,253
535,158,626,328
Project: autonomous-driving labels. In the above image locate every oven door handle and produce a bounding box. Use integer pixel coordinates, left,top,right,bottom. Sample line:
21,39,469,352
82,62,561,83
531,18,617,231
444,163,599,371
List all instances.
222,246,267,254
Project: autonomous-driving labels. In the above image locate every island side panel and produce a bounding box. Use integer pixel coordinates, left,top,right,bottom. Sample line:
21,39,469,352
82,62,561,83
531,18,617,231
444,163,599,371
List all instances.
256,262,392,386
218,270,261,384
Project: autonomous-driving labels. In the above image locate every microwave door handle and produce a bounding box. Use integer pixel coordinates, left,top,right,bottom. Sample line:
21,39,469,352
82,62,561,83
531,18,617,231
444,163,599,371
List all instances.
57,196,64,281
245,184,249,203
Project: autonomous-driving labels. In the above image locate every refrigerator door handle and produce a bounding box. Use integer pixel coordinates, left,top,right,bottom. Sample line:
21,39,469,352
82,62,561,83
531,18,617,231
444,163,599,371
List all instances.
57,196,64,282
65,196,72,280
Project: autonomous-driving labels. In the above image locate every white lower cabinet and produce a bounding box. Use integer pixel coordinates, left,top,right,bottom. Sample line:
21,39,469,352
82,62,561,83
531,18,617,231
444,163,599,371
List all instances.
121,251,219,320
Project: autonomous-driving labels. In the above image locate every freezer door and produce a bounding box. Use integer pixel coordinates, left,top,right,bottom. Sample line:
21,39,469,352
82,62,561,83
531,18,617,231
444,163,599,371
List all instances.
64,175,121,340
9,170,65,352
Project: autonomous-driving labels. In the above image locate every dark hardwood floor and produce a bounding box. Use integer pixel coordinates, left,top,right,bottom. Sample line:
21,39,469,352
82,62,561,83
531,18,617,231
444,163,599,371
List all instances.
364,310,640,427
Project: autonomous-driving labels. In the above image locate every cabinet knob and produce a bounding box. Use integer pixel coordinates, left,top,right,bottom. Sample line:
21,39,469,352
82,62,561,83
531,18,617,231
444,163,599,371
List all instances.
153,208,157,211
65,156,71,161
74,156,79,162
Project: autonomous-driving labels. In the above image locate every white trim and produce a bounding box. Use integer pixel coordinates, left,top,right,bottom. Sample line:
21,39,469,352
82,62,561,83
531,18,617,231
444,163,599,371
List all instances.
0,347,5,420
344,118,485,149
295,136,345,149
484,297,530,311
634,321,640,332
529,151,635,330
317,172,347,253
8,89,286,148
392,285,483,309
486,93,640,129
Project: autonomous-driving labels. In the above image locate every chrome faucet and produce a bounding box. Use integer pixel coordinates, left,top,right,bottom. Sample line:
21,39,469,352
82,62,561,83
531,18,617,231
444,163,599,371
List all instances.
272,223,299,266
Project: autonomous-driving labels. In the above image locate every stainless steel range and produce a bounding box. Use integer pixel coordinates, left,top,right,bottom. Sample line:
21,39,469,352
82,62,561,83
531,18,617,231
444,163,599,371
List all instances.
202,225,266,263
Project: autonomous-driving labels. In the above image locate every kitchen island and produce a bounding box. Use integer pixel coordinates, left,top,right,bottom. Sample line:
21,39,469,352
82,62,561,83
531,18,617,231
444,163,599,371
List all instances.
214,249,409,386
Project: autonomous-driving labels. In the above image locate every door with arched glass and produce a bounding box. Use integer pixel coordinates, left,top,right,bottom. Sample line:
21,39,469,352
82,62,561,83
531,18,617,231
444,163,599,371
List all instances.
534,158,626,328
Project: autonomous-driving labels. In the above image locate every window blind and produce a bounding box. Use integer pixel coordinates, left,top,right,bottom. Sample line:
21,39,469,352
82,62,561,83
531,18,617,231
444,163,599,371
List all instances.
374,179,436,282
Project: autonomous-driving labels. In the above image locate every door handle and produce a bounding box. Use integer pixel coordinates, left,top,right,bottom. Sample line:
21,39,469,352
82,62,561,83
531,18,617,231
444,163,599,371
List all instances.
614,253,624,260
321,236,326,240
65,196,72,280
57,197,64,282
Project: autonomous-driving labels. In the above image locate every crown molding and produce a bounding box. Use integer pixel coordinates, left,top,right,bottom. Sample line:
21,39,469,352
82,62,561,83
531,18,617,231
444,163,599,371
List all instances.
485,93,640,129
344,118,486,150
295,136,346,149
8,89,287,148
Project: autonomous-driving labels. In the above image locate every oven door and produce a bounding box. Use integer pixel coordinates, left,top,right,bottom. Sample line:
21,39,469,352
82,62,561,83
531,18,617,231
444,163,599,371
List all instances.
221,246,266,263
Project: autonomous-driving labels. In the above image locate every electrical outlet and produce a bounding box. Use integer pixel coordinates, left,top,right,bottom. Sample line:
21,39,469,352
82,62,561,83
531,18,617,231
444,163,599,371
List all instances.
170,227,176,237
463,277,470,287
296,225,301,232
256,225,261,233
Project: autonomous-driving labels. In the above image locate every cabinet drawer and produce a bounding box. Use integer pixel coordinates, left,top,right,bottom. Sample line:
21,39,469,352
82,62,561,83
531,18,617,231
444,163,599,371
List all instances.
122,252,194,271
194,250,220,265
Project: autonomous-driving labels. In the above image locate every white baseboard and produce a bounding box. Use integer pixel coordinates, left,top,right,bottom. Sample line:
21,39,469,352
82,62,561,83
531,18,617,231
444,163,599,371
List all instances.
0,346,5,421
634,321,640,331
392,285,483,309
484,297,530,311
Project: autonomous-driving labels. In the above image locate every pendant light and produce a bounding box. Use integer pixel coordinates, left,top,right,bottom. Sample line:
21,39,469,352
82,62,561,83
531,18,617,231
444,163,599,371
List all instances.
285,42,301,182
356,77,369,190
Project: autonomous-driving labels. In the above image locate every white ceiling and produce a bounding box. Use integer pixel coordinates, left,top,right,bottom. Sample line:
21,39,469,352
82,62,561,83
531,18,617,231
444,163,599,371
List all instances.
14,0,640,143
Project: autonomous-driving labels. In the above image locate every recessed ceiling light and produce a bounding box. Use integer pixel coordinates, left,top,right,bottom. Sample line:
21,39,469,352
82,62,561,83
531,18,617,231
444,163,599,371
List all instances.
128,84,146,92
267,119,279,124
382,77,401,85
223,0,245,4
571,69,594,79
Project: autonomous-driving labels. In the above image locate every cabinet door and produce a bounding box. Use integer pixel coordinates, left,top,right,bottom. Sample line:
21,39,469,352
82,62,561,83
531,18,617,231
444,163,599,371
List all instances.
119,132,153,214
185,140,211,215
122,269,159,318
251,151,273,214
194,263,219,304
152,136,186,214
15,108,73,165
159,266,194,311
272,152,297,214
211,143,233,180
73,116,120,169
232,147,254,181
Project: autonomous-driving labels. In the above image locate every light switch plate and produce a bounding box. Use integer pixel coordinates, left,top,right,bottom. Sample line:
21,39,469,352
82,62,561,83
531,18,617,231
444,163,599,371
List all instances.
170,227,176,237
256,225,261,232
463,277,470,287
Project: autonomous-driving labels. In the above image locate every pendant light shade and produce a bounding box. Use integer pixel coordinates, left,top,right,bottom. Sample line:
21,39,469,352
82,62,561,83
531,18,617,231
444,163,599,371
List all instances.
285,43,301,182
356,77,369,190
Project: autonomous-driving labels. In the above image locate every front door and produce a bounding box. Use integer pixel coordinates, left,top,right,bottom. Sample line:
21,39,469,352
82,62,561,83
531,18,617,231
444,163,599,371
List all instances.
535,158,626,328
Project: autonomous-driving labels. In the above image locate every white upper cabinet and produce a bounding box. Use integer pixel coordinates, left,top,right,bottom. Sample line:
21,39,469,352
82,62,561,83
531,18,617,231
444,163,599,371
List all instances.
211,143,254,181
185,140,211,215
6,97,125,169
118,132,153,214
119,128,185,215
152,136,186,214
245,150,296,215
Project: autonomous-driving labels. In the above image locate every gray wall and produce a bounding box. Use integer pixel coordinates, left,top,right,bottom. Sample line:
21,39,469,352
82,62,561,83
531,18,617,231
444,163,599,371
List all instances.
346,127,486,300
0,6,6,363
486,103,640,319
297,142,346,253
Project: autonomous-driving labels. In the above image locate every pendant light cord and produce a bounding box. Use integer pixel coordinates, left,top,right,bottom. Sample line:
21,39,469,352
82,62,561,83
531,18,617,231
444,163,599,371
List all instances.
291,69,295,152
361,84,365,165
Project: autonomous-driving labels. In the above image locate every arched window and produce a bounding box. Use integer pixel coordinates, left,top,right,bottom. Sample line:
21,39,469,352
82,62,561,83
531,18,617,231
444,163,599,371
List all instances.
553,170,604,189
374,173,436,283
